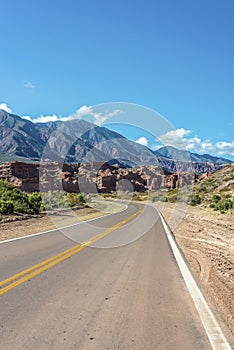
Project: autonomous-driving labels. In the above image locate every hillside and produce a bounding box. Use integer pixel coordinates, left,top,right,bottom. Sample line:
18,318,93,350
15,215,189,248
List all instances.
0,109,157,166
0,110,231,174
155,145,232,164
191,164,234,212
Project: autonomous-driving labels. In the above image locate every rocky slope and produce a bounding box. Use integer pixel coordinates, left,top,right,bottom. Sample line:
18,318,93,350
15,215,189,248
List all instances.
0,109,158,166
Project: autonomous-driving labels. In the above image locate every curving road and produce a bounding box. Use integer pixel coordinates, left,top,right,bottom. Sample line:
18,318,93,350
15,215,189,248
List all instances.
0,203,231,349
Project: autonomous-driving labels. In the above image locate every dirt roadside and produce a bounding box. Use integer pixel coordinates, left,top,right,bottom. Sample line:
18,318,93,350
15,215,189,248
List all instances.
161,203,234,336
0,207,107,241
0,200,126,241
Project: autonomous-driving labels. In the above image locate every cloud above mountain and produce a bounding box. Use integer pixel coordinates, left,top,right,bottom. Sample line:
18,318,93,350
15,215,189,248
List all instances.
0,103,12,113
22,105,121,126
136,136,148,146
156,128,234,156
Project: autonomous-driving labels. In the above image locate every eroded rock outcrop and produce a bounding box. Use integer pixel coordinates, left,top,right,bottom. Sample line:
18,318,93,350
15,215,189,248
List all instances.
0,161,200,193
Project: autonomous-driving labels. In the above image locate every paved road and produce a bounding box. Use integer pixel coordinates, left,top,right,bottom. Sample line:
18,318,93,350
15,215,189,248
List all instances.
0,202,218,349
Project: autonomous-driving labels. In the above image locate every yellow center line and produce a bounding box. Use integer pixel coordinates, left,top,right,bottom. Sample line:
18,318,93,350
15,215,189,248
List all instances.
0,205,142,296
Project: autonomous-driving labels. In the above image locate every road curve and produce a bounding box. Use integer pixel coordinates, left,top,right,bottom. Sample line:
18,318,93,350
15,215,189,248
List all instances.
0,202,222,349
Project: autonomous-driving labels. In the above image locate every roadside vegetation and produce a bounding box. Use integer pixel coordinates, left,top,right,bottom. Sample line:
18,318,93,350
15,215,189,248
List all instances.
0,179,86,217
189,164,234,213
150,164,234,214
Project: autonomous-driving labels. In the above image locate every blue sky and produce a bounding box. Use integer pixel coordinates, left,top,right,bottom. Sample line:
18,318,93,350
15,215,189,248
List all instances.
0,0,233,159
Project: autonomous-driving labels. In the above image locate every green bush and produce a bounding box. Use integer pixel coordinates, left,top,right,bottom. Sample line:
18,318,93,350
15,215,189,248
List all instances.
66,193,85,207
0,200,14,214
212,194,221,203
0,180,44,214
215,199,233,211
165,189,178,203
189,193,202,206
29,192,44,213
132,192,147,201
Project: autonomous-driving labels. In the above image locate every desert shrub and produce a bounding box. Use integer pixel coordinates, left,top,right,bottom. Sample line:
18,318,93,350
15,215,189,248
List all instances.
151,193,166,202
212,194,221,203
165,189,178,203
0,200,14,214
189,193,202,206
210,197,233,212
132,192,147,201
216,199,233,211
197,184,208,193
41,191,69,210
29,192,44,213
101,193,116,199
66,193,85,207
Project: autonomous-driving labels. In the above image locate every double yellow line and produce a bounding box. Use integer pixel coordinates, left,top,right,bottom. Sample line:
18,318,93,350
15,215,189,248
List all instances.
0,205,142,296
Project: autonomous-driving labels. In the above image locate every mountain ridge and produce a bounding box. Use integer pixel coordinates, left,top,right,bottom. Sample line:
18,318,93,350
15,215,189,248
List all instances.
154,145,231,165
0,110,232,172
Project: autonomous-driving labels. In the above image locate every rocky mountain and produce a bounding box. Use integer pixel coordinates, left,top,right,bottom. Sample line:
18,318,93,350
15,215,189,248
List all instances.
0,110,232,174
155,145,232,165
0,109,158,166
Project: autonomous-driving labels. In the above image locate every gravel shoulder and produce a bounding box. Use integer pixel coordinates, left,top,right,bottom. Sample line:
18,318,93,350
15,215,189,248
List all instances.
161,203,234,336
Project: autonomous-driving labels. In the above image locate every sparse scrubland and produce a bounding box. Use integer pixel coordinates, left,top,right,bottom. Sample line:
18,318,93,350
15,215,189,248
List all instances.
151,164,234,214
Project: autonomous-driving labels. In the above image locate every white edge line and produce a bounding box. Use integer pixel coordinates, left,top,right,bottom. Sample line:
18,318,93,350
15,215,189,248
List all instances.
0,204,128,245
159,213,232,350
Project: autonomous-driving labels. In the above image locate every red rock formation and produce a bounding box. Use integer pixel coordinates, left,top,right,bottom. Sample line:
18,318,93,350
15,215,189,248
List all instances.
0,161,198,194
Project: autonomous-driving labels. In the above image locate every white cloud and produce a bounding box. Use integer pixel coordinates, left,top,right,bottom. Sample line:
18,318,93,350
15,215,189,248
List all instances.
34,115,58,123
61,105,121,126
175,128,191,138
156,128,234,158
22,105,121,126
157,128,192,149
57,106,121,126
215,141,234,156
23,114,59,123
24,80,35,89
0,103,12,113
22,115,32,121
61,105,93,121
135,136,148,146
93,109,121,126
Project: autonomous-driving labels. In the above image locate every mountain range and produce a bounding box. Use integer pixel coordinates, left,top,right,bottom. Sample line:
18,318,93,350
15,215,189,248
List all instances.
0,109,232,173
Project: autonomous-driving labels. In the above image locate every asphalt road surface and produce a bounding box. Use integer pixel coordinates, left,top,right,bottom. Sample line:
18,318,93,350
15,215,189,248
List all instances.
0,202,227,349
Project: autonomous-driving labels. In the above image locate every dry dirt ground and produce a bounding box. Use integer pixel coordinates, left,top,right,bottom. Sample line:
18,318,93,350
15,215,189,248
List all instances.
161,203,234,336
0,208,104,241
0,200,124,241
